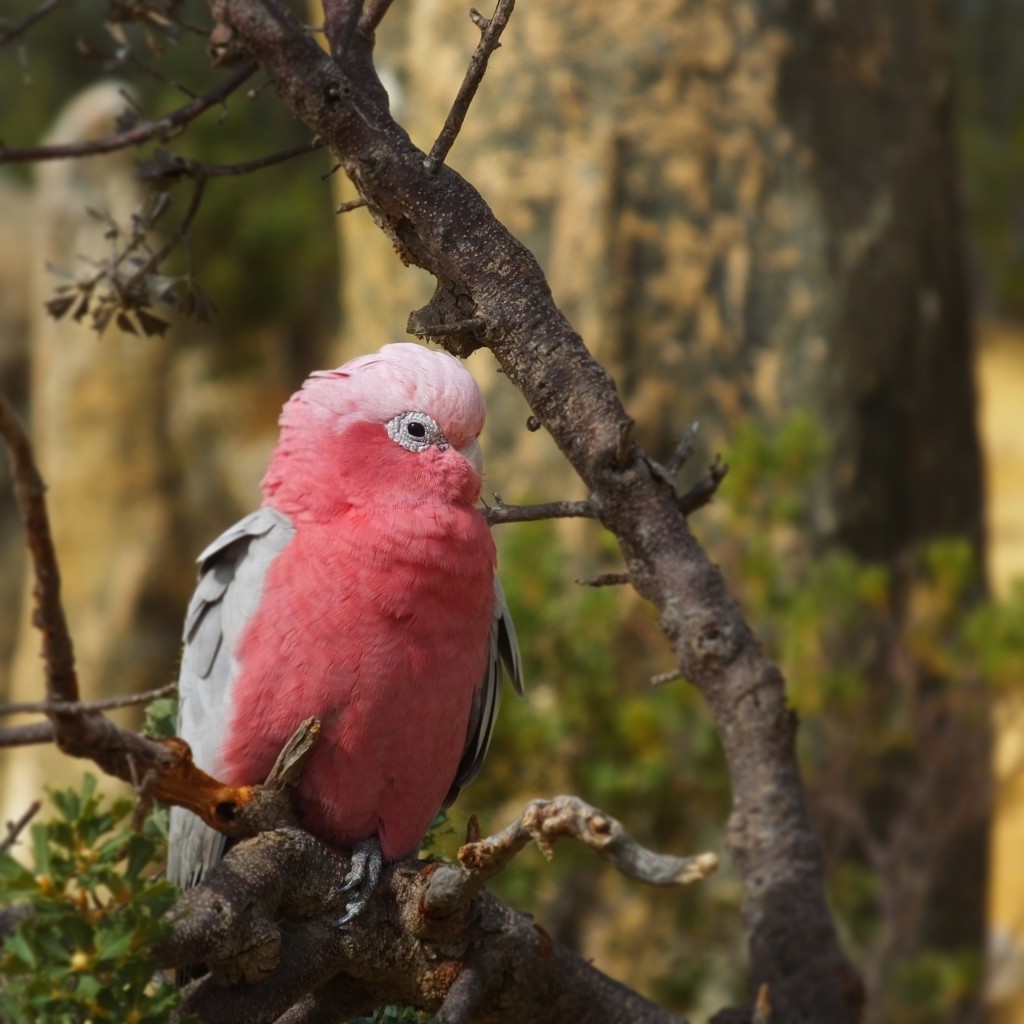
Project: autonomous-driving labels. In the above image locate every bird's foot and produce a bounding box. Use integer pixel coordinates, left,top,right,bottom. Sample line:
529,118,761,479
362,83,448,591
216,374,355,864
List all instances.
333,836,383,926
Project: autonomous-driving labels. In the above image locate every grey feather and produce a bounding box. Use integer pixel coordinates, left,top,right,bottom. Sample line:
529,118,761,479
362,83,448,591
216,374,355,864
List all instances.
167,507,295,891
445,575,524,807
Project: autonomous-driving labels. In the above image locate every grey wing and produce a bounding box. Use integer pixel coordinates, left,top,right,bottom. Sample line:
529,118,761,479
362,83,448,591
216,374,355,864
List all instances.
445,575,524,808
167,506,295,890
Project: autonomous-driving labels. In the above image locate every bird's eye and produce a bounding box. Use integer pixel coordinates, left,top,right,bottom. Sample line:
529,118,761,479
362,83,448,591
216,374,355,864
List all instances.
386,411,449,453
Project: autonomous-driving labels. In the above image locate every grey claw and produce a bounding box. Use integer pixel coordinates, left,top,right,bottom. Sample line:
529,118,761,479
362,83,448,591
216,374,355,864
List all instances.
332,836,382,926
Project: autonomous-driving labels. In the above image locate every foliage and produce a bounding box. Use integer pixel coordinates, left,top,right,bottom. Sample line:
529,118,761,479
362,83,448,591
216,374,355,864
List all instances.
143,695,179,740
0,775,184,1024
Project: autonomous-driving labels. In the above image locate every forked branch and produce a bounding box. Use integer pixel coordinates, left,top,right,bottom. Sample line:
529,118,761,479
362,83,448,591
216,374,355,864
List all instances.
424,796,718,918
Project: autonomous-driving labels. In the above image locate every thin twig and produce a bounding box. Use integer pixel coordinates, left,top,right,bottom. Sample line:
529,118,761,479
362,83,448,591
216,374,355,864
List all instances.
651,669,684,687
0,396,78,704
336,197,368,214
677,457,729,517
124,175,207,293
358,0,396,34
143,140,324,182
665,422,700,476
408,316,485,338
0,801,42,855
0,0,60,48
482,498,597,526
0,682,177,717
324,0,363,58
575,572,631,588
423,0,516,173
203,140,323,176
0,64,257,163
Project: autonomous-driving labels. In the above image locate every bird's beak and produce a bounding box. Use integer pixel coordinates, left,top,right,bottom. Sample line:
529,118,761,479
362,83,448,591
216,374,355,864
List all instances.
458,438,484,477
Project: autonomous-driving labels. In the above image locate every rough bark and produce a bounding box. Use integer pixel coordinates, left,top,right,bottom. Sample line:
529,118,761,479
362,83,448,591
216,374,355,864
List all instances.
201,1,862,1019
158,803,703,1024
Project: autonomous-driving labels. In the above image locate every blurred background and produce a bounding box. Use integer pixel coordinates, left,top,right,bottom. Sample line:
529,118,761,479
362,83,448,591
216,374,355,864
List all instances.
2,1,1024,1021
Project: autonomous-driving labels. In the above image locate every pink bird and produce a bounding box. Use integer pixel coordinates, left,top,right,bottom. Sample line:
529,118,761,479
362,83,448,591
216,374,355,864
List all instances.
167,343,522,915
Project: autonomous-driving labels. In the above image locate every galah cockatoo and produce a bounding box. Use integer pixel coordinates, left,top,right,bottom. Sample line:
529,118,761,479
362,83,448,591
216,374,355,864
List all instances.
167,342,523,916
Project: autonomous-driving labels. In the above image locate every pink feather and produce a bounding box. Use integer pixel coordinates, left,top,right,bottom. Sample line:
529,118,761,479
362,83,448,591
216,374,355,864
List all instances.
217,344,498,860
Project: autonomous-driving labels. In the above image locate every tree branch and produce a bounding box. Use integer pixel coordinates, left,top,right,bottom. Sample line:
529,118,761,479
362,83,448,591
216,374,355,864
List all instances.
575,571,631,588
423,796,717,919
0,801,42,856
140,140,323,183
157,800,696,1024
0,682,177,717
0,0,60,48
677,456,729,517
358,0,395,35
0,64,257,163
0,723,55,747
423,0,516,174
482,498,597,526
0,396,78,705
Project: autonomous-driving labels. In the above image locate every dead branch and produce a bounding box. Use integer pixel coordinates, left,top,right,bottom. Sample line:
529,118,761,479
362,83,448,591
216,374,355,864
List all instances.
424,0,516,174
423,796,718,920
0,396,78,705
0,0,60,48
665,422,700,477
358,0,395,35
0,801,42,856
125,176,207,294
482,498,596,526
677,456,729,517
0,64,257,163
0,681,177,717
322,0,363,56
157,799,695,1024
335,196,368,214
433,965,483,1024
575,571,631,587
140,140,324,184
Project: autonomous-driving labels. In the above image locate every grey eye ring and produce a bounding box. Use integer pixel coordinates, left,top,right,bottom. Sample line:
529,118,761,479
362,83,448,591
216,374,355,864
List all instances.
386,411,448,452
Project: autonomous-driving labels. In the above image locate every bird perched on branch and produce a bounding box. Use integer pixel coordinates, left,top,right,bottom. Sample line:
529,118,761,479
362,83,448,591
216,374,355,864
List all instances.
167,342,523,919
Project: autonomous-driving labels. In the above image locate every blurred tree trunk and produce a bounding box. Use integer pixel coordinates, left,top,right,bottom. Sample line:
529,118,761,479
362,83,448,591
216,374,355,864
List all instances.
773,0,983,557
772,1,987,1014
334,0,987,1013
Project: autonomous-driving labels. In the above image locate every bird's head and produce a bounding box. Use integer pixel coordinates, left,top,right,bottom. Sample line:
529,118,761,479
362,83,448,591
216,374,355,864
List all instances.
263,343,489,519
